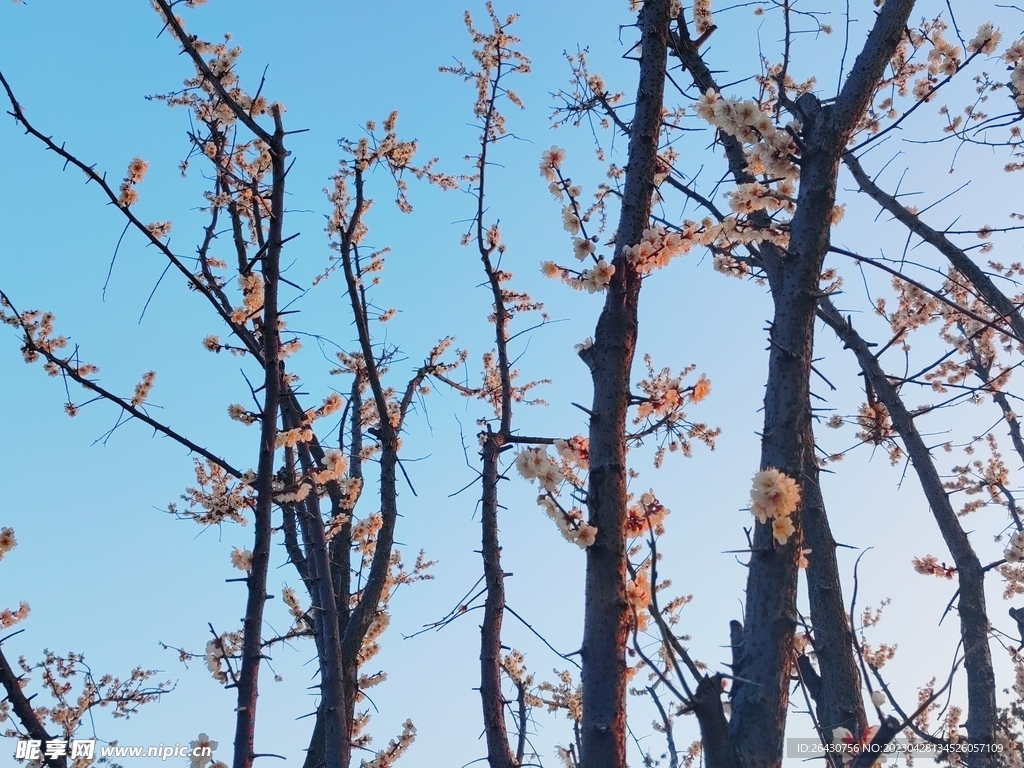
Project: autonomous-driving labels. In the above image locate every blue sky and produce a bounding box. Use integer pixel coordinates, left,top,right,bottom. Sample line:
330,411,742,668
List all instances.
1,1,1023,766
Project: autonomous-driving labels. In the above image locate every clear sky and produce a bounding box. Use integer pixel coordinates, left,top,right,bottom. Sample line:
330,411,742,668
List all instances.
1,1,1022,766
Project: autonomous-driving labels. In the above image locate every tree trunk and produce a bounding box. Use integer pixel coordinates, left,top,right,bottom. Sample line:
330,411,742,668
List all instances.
578,2,670,766
818,299,998,768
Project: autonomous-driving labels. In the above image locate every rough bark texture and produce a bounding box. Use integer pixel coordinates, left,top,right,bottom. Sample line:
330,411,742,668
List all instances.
231,113,286,768
578,3,670,766
799,480,865,737
295,435,349,768
480,436,515,768
671,19,866,748
0,646,68,768
727,5,917,763
476,52,516,767
818,299,998,768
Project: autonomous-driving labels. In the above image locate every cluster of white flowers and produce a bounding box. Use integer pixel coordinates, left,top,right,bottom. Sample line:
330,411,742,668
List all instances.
230,272,264,327
274,479,312,504
1005,529,1024,562
0,527,15,563
713,253,751,279
695,89,799,182
516,447,564,493
275,426,314,449
541,258,616,293
728,181,795,216
749,468,801,545
540,146,623,293
282,585,305,623
856,402,895,445
626,490,671,537
994,724,1024,768
1004,38,1024,109
834,724,892,766
361,719,417,768
227,403,258,425
229,547,253,572
204,632,242,684
537,495,598,548
624,577,649,611
573,236,596,260
539,145,566,182
711,214,791,250
313,449,348,484
636,365,711,422
516,442,598,548
117,157,148,208
554,435,589,469
622,224,696,275
561,205,581,235
580,259,615,292
912,554,957,579
172,460,255,526
189,733,222,768
927,28,962,76
131,370,157,408
968,23,1002,56
0,600,30,629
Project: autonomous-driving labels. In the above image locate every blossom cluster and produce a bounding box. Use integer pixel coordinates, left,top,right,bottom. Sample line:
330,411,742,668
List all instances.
622,224,698,275
713,253,751,279
542,257,617,293
1004,37,1024,109
1,307,69,364
189,733,224,768
237,273,266,327
539,146,623,293
117,157,149,208
230,547,253,572
515,441,597,548
361,719,417,768
170,460,255,526
694,90,799,182
925,26,962,77
0,600,30,629
632,357,719,465
1005,529,1024,563
968,23,1002,56
749,468,801,545
625,570,651,629
537,495,598,548
912,554,957,579
830,725,886,766
131,370,157,408
282,586,305,623
204,632,243,684
0,526,15,563
856,402,895,445
626,491,670,537
635,363,711,422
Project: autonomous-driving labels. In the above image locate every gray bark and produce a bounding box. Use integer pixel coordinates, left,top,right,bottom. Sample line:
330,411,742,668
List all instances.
818,299,998,768
578,2,671,766
728,5,917,763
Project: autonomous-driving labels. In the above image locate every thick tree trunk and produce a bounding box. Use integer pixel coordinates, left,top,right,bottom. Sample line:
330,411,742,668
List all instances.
481,436,515,768
578,3,670,766
728,4,916,762
672,21,866,746
232,114,287,768
818,299,998,768
800,479,866,738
